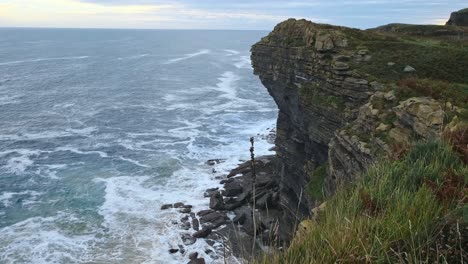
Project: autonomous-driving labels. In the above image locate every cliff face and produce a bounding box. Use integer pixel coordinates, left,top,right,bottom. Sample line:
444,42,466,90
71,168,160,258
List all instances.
251,18,467,230
251,20,374,213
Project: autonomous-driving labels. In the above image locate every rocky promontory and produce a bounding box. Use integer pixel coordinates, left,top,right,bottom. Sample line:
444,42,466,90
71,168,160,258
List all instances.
164,10,468,262
247,14,467,252
446,8,468,27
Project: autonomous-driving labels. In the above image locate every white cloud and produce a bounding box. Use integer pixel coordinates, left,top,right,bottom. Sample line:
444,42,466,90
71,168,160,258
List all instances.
0,0,298,29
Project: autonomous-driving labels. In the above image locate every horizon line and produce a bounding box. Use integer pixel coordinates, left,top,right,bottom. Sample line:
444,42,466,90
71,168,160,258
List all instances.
0,26,274,31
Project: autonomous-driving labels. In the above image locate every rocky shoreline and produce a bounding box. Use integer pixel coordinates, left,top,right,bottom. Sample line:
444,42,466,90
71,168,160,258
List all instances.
160,130,285,263
158,9,468,263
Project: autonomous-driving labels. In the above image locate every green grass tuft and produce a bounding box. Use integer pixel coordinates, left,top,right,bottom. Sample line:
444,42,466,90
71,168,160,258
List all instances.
306,164,327,201
259,141,467,263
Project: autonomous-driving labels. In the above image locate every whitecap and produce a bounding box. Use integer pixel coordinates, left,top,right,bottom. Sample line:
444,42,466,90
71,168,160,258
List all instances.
164,49,210,64
0,191,43,207
0,213,98,264
0,94,22,105
0,127,96,141
224,49,240,55
0,149,42,174
54,147,108,158
118,156,150,168
234,55,252,69
0,56,90,66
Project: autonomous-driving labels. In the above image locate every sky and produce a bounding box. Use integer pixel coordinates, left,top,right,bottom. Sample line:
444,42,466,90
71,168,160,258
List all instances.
0,0,467,30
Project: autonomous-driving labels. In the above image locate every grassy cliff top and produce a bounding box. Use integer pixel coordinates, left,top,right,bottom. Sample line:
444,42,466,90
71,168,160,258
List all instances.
257,19,468,84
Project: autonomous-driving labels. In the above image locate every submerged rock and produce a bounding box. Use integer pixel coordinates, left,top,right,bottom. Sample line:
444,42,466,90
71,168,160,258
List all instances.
168,248,179,254
181,233,197,246
160,204,173,210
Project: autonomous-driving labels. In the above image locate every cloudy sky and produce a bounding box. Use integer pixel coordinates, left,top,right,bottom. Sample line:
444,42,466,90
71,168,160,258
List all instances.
0,0,466,30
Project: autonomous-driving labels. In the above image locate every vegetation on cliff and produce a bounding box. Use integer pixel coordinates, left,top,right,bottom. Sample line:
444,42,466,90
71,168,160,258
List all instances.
261,139,467,263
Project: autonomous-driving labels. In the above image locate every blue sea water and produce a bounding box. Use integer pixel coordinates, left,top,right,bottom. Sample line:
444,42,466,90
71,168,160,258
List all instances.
0,28,277,263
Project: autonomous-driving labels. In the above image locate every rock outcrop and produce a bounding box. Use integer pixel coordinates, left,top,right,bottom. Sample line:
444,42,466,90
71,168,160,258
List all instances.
252,18,373,211
446,8,468,27
251,19,376,219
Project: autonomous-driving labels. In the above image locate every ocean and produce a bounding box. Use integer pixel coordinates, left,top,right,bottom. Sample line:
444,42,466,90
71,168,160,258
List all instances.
0,28,278,263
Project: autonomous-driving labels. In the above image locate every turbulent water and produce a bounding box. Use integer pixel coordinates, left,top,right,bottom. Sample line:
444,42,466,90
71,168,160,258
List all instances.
0,29,277,264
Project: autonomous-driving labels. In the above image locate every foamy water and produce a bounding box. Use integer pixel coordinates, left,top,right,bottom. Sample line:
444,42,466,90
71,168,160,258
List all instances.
0,28,275,263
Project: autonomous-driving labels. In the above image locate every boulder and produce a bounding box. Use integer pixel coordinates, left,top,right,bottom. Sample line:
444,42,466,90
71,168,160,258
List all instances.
393,97,444,139
223,180,243,197
188,258,206,264
403,65,416,73
206,159,224,165
209,191,225,210
193,227,212,238
192,218,200,231
188,252,198,260
174,202,185,208
179,208,192,214
203,188,219,198
168,248,179,254
160,204,173,210
199,211,228,229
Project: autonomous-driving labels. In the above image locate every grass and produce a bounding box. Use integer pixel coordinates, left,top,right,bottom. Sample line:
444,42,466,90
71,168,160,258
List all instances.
258,140,467,263
395,78,468,108
350,39,468,84
306,164,327,201
299,83,346,111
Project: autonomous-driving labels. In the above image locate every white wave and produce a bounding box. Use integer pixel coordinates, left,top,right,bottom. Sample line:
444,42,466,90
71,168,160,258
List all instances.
214,71,240,100
0,213,97,264
52,103,75,109
118,156,150,168
94,164,230,263
167,119,201,139
0,149,42,174
234,55,252,69
55,147,108,158
0,127,96,141
0,94,22,106
6,156,34,174
164,71,260,114
0,191,43,207
0,56,90,66
224,49,240,55
164,49,210,64
129,54,150,59
34,164,68,180
118,54,150,61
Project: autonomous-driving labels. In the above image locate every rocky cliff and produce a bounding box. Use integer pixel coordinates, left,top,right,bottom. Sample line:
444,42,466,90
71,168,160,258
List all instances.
446,8,468,27
250,17,468,245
